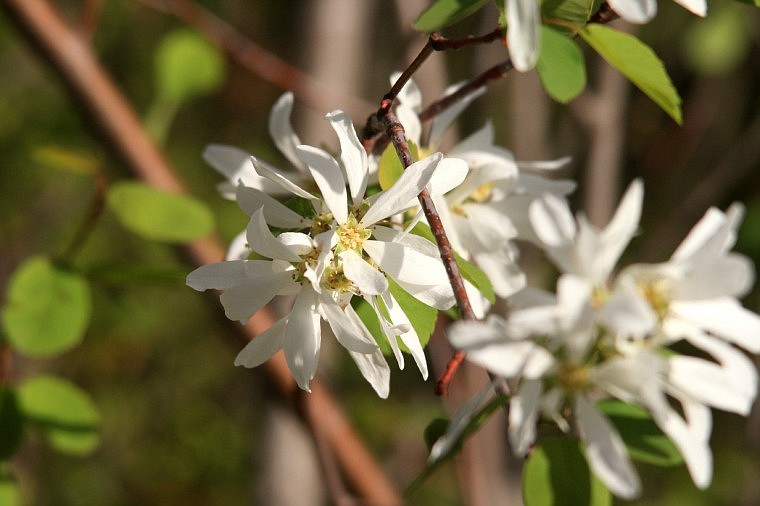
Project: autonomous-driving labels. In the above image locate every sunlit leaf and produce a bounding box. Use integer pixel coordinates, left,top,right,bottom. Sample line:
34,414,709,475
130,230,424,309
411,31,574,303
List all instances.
413,0,489,32
523,437,612,506
542,0,601,29
107,182,214,242
377,141,419,191
579,24,682,124
0,469,21,506
388,277,438,348
536,26,586,103
0,388,24,459
2,256,91,357
18,375,100,456
597,399,683,467
155,29,226,104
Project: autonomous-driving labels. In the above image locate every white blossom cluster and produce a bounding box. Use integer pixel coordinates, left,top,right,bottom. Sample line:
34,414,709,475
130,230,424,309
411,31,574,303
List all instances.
187,85,760,498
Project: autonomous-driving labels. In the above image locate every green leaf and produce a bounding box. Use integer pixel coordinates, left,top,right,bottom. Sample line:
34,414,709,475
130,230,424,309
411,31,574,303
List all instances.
536,26,586,103
541,0,601,30
18,375,100,456
388,278,438,348
597,399,683,467
351,298,388,353
732,0,760,6
523,437,612,506
413,0,489,32
410,223,495,303
107,182,214,242
0,388,24,459
377,141,419,191
2,256,91,357
155,29,226,104
579,24,682,124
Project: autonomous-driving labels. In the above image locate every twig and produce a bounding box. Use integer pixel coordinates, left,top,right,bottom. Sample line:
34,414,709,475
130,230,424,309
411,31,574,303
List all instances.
133,0,375,120
0,1,401,503
378,109,476,396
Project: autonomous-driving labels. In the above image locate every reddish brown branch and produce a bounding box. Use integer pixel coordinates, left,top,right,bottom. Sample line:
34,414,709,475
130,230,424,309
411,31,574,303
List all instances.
0,0,400,503
379,109,476,396
134,0,375,119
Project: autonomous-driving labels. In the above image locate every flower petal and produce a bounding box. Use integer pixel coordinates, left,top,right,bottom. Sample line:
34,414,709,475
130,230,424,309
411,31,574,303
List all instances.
296,145,348,224
220,271,296,322
360,152,441,226
319,296,378,354
507,0,541,72
246,208,302,262
342,249,388,295
235,184,306,228
509,379,542,455
671,298,760,353
325,110,368,205
284,288,321,391
576,396,641,499
348,347,391,398
251,156,317,201
186,260,249,291
381,291,428,379
607,0,657,23
268,92,306,171
234,317,286,367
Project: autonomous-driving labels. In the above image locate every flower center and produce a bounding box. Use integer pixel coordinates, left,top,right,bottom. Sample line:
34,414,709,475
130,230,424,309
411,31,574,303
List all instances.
557,363,590,393
336,214,371,253
470,181,494,203
637,276,672,320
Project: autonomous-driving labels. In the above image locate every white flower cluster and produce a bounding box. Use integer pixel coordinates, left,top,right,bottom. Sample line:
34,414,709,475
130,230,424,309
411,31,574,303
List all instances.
439,180,760,497
188,85,759,499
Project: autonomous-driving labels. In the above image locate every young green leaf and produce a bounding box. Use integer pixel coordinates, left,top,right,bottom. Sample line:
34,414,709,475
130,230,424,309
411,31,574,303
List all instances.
31,145,99,176
542,0,602,29
579,24,683,124
377,141,419,190
107,182,214,242
18,375,100,455
536,26,586,103
155,29,226,105
413,0,489,32
523,437,612,506
597,399,683,467
0,388,24,459
388,277,438,348
2,256,91,357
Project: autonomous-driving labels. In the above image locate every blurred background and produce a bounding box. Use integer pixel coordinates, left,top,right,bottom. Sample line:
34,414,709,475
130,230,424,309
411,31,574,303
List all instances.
1,0,760,505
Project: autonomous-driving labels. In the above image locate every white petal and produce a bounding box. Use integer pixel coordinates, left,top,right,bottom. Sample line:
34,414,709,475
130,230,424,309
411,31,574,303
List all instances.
296,145,348,224
284,288,321,391
426,157,469,197
396,104,423,148
186,260,249,291
391,71,422,111
509,379,542,455
269,92,306,171
674,0,707,16
235,184,306,228
529,192,576,247
220,271,296,322
234,317,286,367
342,249,388,295
576,396,641,499
596,179,643,278
251,156,316,200
278,232,314,256
607,0,657,23
348,347,391,398
674,254,754,300
203,144,274,197
599,282,657,338
672,204,743,262
516,156,573,173
360,152,441,226
319,296,378,354
246,208,302,262
381,291,429,379
507,0,541,72
325,110,368,204
669,356,755,415
671,298,760,353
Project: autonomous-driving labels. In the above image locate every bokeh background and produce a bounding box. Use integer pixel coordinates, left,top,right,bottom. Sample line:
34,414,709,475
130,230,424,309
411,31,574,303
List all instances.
1,0,760,505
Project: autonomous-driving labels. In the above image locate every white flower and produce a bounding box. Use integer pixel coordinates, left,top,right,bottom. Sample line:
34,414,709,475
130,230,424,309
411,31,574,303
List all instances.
393,74,574,298
608,0,706,24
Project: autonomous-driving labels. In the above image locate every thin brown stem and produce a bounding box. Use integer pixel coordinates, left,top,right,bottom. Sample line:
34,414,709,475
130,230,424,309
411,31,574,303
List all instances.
56,167,108,265
1,1,400,502
379,109,476,396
